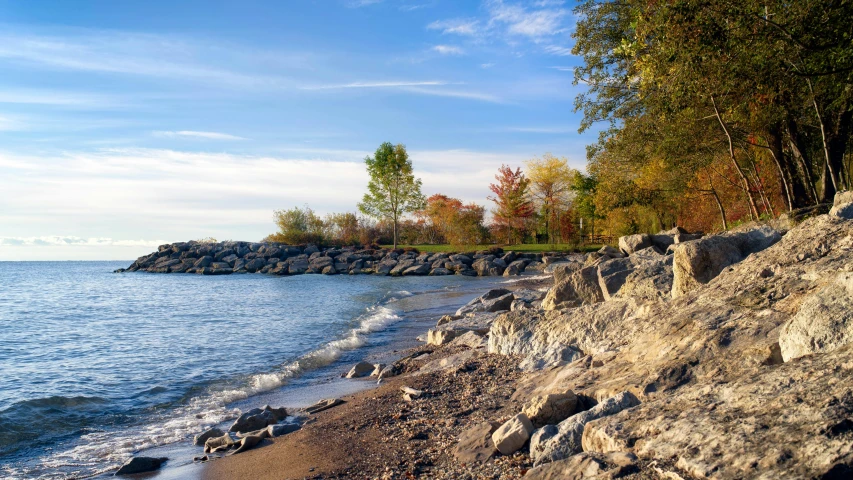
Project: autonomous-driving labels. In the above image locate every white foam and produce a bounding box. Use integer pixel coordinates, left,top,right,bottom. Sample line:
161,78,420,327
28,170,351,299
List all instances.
36,302,403,478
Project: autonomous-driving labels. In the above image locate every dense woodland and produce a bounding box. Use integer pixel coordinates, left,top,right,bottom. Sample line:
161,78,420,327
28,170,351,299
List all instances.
267,0,853,248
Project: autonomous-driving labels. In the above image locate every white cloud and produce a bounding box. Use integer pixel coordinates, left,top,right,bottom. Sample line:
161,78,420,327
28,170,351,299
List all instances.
347,0,383,6
427,19,480,36
301,80,450,90
481,63,496,68
487,1,570,38
0,236,166,247
549,66,575,72
154,130,247,141
432,45,465,55
543,45,575,56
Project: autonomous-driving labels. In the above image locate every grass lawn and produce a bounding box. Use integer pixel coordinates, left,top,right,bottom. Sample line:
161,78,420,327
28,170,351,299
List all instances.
382,244,604,254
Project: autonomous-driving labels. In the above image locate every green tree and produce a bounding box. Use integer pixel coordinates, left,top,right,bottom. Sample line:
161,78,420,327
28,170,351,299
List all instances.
358,142,426,249
265,206,326,245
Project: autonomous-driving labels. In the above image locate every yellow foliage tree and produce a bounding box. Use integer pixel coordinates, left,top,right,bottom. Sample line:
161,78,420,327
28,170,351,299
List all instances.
525,154,577,244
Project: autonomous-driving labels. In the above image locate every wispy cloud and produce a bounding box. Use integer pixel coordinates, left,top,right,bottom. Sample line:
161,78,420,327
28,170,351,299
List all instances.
154,130,247,140
549,66,575,72
301,80,450,90
0,31,289,88
0,236,166,247
400,86,503,103
481,63,496,69
432,45,465,55
503,125,576,133
347,0,383,7
427,19,480,36
543,45,575,56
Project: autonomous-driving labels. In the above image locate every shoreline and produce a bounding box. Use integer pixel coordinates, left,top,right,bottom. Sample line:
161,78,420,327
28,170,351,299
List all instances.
198,274,554,480
101,274,550,479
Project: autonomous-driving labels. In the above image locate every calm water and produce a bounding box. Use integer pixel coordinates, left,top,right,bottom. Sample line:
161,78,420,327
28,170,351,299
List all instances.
0,261,505,479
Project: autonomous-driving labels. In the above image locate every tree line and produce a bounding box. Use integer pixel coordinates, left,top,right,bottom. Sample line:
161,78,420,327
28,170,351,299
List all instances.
571,0,853,234
265,143,600,248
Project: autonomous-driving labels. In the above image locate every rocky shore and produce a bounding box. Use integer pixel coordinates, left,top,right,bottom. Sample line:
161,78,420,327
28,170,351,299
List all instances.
115,242,564,277
116,192,853,479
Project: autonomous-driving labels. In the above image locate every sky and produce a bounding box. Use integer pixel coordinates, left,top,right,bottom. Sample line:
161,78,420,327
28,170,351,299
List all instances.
0,0,597,260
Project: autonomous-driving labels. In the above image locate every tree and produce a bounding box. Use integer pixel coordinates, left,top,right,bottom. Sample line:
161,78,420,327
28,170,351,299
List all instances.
265,206,326,245
418,194,488,247
488,165,535,244
358,142,426,249
525,154,577,244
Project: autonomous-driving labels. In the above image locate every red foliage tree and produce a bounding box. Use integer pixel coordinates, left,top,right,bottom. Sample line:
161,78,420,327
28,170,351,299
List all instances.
488,165,535,244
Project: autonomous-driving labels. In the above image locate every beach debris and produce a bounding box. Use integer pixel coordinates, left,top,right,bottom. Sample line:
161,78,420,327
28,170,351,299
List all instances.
345,361,375,378
401,386,424,402
193,427,224,446
229,405,287,433
304,398,344,414
114,456,168,476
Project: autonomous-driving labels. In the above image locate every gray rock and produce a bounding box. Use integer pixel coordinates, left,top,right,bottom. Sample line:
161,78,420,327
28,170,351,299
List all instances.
115,456,168,476
229,405,288,433
504,259,529,276
193,427,224,446
523,452,638,480
456,288,514,316
429,267,452,276
450,330,487,349
618,234,651,255
345,361,375,378
671,225,781,297
542,266,604,310
830,190,853,219
615,257,674,302
596,257,636,301
530,392,641,466
550,262,582,284
403,263,431,276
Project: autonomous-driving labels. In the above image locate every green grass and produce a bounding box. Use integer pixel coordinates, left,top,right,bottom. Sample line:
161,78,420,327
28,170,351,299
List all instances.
381,243,604,254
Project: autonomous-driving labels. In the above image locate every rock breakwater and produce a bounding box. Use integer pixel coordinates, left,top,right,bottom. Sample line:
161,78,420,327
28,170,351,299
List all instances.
116,242,560,277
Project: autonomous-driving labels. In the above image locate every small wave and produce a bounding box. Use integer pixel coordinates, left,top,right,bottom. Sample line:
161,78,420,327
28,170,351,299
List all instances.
36,302,403,478
502,274,550,284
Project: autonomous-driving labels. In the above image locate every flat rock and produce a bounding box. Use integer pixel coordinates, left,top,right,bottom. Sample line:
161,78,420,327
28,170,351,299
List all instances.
454,421,501,464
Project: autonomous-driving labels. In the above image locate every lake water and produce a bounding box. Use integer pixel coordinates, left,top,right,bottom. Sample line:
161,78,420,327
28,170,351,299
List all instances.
0,261,507,479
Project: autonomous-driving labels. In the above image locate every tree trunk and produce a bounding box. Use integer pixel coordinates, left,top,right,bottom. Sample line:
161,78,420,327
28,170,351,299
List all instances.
786,119,819,203
393,213,398,250
711,95,761,220
708,176,728,230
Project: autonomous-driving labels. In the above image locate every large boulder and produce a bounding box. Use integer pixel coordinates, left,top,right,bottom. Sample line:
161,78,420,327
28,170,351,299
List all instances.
529,392,641,466
473,258,505,276
779,273,853,362
596,257,637,301
492,413,535,455
542,266,604,310
618,234,651,255
671,225,782,297
504,259,529,276
550,262,582,284
345,361,375,379
456,288,514,316
403,263,431,276
193,427,224,446
614,256,674,302
522,392,579,428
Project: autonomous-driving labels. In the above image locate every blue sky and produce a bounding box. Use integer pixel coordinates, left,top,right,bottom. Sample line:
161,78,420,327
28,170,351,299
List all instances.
0,0,596,260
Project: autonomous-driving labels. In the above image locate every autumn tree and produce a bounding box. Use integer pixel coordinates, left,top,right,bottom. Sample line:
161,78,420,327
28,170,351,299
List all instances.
358,142,425,249
488,165,535,244
418,194,487,247
525,154,577,244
